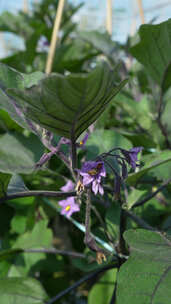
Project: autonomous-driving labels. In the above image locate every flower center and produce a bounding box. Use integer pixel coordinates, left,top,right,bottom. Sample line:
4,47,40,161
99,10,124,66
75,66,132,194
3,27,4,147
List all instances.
88,163,103,176
65,205,71,211
79,140,83,145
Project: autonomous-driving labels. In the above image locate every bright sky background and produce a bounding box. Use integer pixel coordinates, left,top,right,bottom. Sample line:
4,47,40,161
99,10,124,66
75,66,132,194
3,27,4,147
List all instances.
0,0,171,57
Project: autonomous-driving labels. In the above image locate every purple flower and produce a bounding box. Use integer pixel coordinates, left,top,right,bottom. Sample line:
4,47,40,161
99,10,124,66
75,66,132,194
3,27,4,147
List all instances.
59,197,80,218
78,132,89,147
79,161,106,195
120,147,142,170
60,180,74,192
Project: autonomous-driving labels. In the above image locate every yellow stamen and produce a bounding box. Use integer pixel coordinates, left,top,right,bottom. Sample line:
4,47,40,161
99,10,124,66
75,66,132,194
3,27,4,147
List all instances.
96,252,107,264
65,205,71,211
79,140,83,145
75,180,84,194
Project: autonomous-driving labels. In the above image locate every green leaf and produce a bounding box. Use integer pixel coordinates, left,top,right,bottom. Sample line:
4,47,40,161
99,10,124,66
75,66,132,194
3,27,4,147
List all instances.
86,129,132,159
0,277,48,303
13,219,52,249
0,12,33,37
0,133,44,174
53,40,98,73
79,30,118,61
0,63,44,130
7,174,28,195
162,96,171,143
162,62,171,93
0,172,11,198
89,269,117,304
127,150,171,186
115,93,152,130
10,220,53,276
7,62,127,139
125,189,147,210
130,19,171,87
11,214,28,234
117,229,171,304
105,203,121,241
0,109,22,132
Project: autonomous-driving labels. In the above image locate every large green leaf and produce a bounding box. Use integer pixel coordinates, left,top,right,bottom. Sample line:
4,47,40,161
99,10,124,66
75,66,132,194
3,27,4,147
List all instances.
127,150,171,186
130,19,171,87
117,229,171,304
7,62,127,139
0,277,48,304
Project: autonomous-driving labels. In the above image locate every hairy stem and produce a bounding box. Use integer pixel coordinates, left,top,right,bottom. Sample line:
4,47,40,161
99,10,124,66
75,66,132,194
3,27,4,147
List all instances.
24,248,85,258
84,188,91,244
0,190,76,204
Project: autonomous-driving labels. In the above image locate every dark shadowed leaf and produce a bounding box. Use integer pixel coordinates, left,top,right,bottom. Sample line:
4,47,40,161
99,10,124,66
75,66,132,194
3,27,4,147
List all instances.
7,62,127,140
117,229,171,304
0,172,11,198
162,96,171,143
130,19,171,87
105,203,121,241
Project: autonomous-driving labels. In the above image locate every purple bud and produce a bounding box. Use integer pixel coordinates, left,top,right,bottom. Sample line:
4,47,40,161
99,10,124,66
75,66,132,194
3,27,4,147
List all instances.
120,147,142,170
